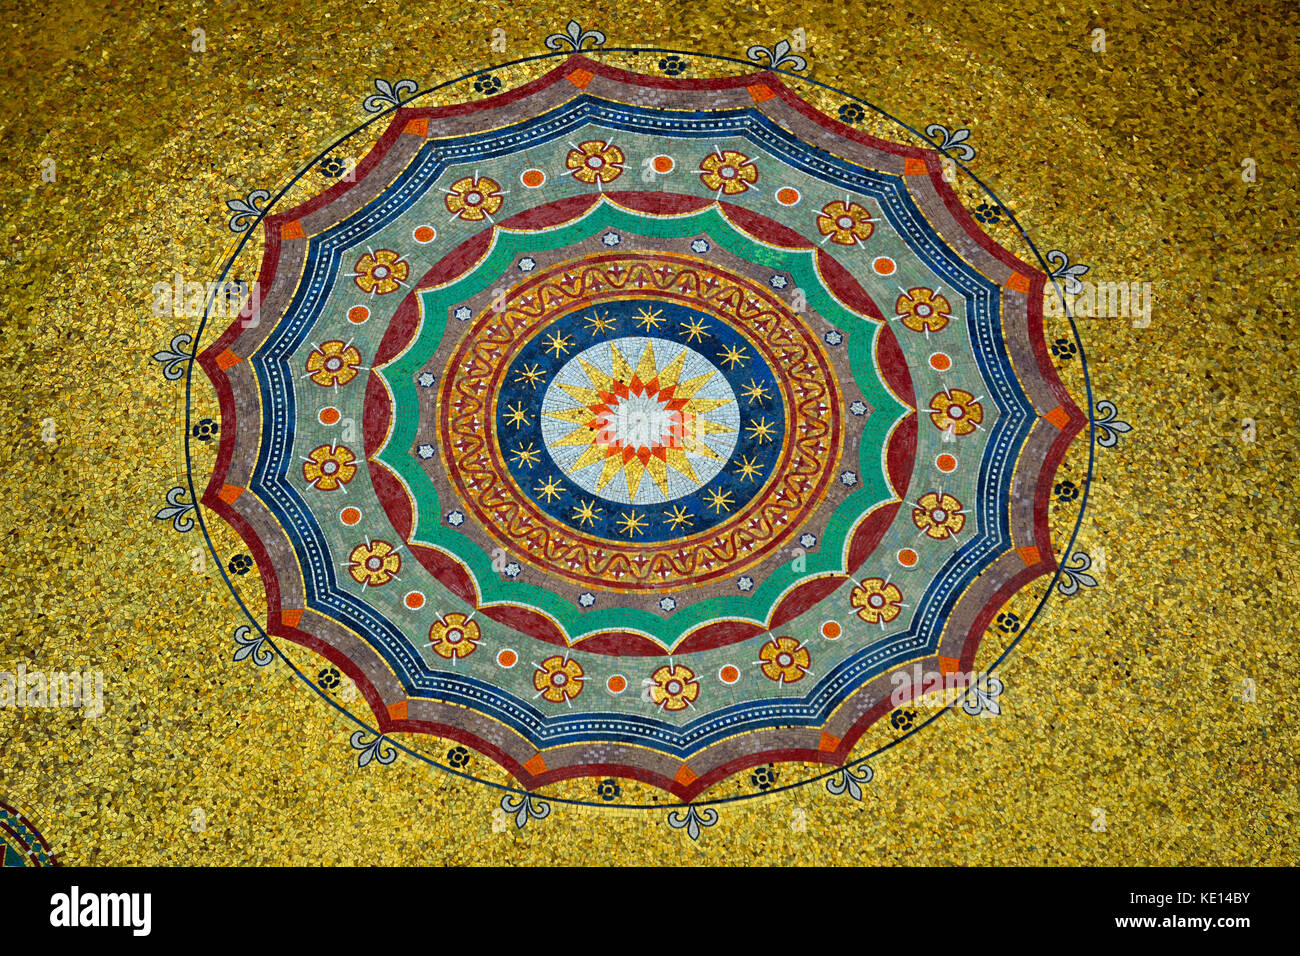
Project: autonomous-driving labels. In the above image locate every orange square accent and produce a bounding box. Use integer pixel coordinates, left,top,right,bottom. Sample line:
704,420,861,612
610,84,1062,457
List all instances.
1005,272,1031,293
903,157,928,175
1017,546,1040,566
673,764,698,786
387,700,408,721
818,732,841,753
1044,405,1071,429
567,68,593,89
281,609,303,628
217,483,243,504
280,220,305,240
522,754,547,775
215,349,241,370
747,83,775,103
938,656,961,675
403,117,428,136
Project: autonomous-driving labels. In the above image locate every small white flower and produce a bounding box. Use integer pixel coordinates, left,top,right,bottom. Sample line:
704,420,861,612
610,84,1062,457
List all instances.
839,470,858,487
504,562,521,578
824,330,843,346
849,401,868,416
769,274,789,289
601,232,621,246
518,257,537,272
447,510,465,526
417,444,435,459
417,372,436,388
658,596,677,612
690,239,709,253
799,533,817,549
453,306,472,321
737,576,754,592
579,592,595,607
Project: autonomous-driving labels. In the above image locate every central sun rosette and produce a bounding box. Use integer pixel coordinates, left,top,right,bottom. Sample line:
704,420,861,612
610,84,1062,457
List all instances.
427,249,843,601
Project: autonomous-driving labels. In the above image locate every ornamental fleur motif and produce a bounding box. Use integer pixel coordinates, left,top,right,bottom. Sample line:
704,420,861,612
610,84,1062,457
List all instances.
1094,400,1132,447
154,486,196,532
1045,249,1091,296
745,38,807,72
151,332,194,381
500,792,551,829
362,78,419,113
544,20,606,52
924,124,976,162
1057,552,1100,596
226,189,270,233
666,804,719,840
960,674,1005,717
232,625,274,666
349,730,398,767
825,763,874,800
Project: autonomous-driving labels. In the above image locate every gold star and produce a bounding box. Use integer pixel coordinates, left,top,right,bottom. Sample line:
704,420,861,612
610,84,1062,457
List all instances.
571,499,602,528
703,487,735,513
663,504,694,531
717,344,749,369
534,476,565,503
584,310,615,336
504,402,531,429
680,317,711,343
740,378,771,405
746,416,777,443
543,331,573,358
616,510,648,537
634,306,665,331
734,455,763,482
510,442,541,469
514,363,546,388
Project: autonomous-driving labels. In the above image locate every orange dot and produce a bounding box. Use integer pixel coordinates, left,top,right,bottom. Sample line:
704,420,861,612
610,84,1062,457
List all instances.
318,407,341,426
521,169,545,188
776,187,800,205
347,305,370,324
929,352,952,371
340,507,361,526
936,453,958,473
820,621,842,640
413,225,436,243
404,591,425,610
497,649,518,668
652,155,675,174
897,548,919,567
872,256,896,276
607,674,628,693
718,665,741,684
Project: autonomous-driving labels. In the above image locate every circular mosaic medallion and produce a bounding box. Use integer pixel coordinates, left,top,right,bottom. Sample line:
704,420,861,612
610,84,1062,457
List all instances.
195,52,1086,801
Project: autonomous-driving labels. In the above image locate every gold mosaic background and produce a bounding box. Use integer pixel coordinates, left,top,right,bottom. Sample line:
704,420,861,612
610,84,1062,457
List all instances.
1,0,1295,865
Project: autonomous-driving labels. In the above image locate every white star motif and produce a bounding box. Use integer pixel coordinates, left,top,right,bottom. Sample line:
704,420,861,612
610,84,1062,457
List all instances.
839,470,858,487
824,330,843,346
454,306,472,321
601,232,621,246
658,596,677,612
769,274,789,289
849,401,868,416
737,576,754,592
417,372,436,388
690,239,709,253
417,444,435,459
504,562,521,578
799,533,817,548
579,592,595,607
518,257,536,272
447,510,465,526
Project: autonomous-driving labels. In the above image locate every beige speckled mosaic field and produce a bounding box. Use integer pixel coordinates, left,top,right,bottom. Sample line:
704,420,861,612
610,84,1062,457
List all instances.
0,0,1294,865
